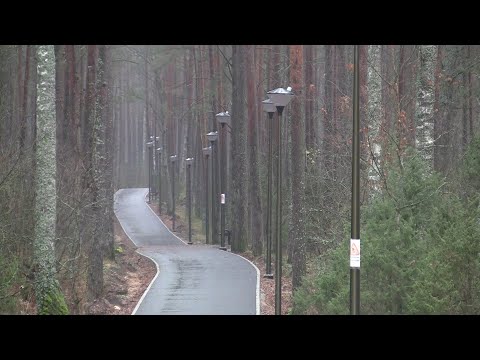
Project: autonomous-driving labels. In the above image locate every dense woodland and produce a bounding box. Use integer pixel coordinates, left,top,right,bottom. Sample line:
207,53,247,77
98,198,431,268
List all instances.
0,45,479,314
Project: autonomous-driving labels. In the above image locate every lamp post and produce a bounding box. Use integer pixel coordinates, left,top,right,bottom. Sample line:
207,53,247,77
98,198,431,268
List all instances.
146,140,154,203
157,146,162,214
170,154,177,231
186,157,194,245
207,130,218,245
267,87,294,315
215,112,230,251
262,99,276,279
203,146,212,244
154,136,160,198
149,135,159,198
350,45,361,315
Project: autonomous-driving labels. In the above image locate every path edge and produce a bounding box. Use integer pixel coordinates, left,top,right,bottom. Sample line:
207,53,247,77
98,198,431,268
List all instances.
226,251,261,315
114,189,161,315
145,190,261,315
143,190,188,245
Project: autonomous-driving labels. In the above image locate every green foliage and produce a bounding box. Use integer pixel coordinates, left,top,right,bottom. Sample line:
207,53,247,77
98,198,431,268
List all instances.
293,148,480,314
0,253,19,314
463,136,480,192
37,288,69,315
292,245,349,314
406,195,480,314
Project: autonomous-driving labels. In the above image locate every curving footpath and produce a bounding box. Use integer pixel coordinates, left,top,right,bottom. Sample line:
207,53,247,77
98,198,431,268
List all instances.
114,188,259,315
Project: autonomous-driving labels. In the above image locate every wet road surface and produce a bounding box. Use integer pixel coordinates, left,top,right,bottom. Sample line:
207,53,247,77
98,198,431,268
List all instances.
114,188,259,315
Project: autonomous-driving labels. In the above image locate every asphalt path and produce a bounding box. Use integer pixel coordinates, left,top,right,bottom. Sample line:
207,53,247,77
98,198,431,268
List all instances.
114,188,259,315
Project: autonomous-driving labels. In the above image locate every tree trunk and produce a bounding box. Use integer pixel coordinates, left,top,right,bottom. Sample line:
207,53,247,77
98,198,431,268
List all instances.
398,45,417,150
230,45,248,252
433,45,453,175
289,45,306,290
103,45,115,259
84,45,103,302
359,45,370,203
34,45,68,315
246,45,264,256
305,45,315,151
380,45,397,165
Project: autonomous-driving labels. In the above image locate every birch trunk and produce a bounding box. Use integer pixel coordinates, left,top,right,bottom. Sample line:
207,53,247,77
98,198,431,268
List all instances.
34,45,68,315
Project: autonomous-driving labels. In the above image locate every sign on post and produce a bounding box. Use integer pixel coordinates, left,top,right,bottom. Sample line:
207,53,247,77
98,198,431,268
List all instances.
350,239,360,268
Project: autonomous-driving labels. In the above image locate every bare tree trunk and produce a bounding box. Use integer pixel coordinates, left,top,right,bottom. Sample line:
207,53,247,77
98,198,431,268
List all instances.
55,45,84,312
246,45,264,256
290,45,306,290
398,45,418,150
433,45,451,175
34,45,68,315
103,45,115,259
462,45,472,154
230,45,248,252
84,45,103,302
359,45,370,203
380,45,397,165
305,45,314,150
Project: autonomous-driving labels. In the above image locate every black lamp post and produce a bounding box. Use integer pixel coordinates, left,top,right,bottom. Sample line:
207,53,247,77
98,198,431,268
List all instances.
146,140,154,203
156,146,162,214
149,135,159,198
154,136,160,198
267,86,294,315
186,157,194,245
170,154,177,231
215,111,230,251
262,99,276,279
350,45,361,315
203,146,212,244
207,130,219,245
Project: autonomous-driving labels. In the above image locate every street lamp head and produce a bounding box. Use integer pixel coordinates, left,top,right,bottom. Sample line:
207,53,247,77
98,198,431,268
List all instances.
267,87,294,108
186,157,194,166
170,154,177,162
203,146,212,157
215,111,231,126
262,99,276,114
146,141,154,148
207,131,218,143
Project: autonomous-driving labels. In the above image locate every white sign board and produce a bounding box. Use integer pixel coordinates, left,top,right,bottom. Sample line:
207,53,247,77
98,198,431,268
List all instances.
350,239,360,268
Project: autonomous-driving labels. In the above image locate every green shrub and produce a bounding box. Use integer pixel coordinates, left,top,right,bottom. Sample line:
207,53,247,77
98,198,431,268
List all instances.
293,147,480,314
0,253,19,314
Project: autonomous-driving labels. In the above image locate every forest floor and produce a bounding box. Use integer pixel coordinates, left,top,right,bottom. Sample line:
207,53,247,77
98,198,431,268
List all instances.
19,195,291,315
148,198,293,315
87,217,156,315
16,216,156,315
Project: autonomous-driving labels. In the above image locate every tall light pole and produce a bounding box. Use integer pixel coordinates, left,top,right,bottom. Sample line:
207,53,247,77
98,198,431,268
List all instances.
157,146,162,214
203,146,212,244
267,87,294,315
207,131,218,245
215,112,230,251
186,157,194,245
153,136,160,198
170,154,177,231
262,99,276,279
146,140,154,203
350,45,361,315
149,135,159,198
